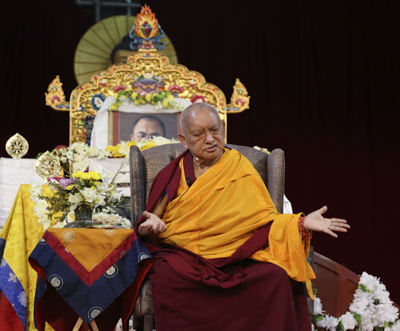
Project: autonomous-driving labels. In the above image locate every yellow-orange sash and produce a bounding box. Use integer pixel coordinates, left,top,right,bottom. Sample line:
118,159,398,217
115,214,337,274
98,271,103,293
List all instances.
159,149,315,298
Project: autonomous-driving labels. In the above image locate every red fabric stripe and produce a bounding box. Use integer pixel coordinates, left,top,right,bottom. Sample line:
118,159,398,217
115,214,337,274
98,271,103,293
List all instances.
135,149,189,233
0,292,25,331
43,231,138,286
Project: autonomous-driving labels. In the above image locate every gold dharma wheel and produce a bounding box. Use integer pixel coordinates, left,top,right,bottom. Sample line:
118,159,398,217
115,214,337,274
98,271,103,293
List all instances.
74,15,178,85
5,133,29,159
35,151,61,180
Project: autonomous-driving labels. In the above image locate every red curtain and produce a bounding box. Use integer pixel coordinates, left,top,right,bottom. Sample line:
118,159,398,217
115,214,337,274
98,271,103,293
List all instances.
1,0,399,303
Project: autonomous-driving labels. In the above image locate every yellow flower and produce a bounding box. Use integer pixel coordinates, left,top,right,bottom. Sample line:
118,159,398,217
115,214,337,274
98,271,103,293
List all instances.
120,94,127,99
132,92,138,99
128,141,137,147
139,99,146,105
140,141,157,151
87,171,101,180
134,99,140,106
125,88,133,93
113,93,119,98
106,145,126,157
167,94,174,101
145,94,152,102
72,171,84,179
110,104,118,111
162,100,170,108
66,184,74,190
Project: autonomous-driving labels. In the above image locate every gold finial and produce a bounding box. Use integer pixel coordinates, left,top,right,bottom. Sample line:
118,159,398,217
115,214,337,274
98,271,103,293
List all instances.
5,133,29,159
226,78,250,113
35,151,61,180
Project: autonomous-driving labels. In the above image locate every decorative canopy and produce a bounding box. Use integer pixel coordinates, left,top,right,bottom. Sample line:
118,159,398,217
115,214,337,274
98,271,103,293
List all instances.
45,5,250,145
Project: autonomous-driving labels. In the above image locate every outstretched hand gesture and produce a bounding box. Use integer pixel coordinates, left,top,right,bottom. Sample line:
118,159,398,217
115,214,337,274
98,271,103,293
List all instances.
303,206,350,238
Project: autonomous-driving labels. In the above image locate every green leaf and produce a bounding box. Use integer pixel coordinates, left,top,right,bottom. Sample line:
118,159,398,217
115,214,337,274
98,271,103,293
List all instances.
374,299,380,305
351,312,362,326
358,284,374,293
314,288,318,295
336,320,344,331
375,327,384,331
312,314,325,324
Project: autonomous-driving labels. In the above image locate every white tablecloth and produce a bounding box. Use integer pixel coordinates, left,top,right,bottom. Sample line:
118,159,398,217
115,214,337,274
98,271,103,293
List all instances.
0,158,42,229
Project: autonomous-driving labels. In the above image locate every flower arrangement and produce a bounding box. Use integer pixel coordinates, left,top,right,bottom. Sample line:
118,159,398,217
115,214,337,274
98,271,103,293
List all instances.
38,142,112,174
104,137,178,158
110,85,184,112
38,137,180,173
312,272,399,331
30,169,131,230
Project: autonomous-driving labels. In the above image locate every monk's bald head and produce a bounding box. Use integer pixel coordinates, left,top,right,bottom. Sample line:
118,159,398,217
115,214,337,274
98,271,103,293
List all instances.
180,103,221,136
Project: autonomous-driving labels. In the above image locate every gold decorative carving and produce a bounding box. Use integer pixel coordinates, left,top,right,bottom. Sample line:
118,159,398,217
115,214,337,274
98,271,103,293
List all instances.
67,52,227,144
35,151,61,180
226,78,250,113
5,133,29,159
45,5,250,145
45,76,69,111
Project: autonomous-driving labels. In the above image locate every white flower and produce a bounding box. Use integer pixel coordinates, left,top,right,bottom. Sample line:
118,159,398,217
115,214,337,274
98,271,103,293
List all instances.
391,320,400,331
97,149,111,159
100,170,113,182
73,153,84,162
66,211,74,223
68,194,83,211
121,218,131,229
80,188,97,203
72,159,90,173
316,315,338,330
93,194,106,208
314,296,325,315
118,141,130,155
360,314,374,331
88,146,99,157
33,200,49,217
359,272,380,292
109,190,123,203
66,150,74,160
339,311,357,330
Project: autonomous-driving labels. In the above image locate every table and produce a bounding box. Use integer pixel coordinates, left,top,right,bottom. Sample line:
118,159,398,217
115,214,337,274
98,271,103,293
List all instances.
29,227,152,331
0,184,51,331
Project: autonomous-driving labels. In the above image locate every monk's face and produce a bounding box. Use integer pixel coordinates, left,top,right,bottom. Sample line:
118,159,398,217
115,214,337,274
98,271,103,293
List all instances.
179,107,225,162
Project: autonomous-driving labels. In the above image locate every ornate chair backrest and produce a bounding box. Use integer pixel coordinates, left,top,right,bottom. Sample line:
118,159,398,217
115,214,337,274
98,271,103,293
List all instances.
129,144,285,226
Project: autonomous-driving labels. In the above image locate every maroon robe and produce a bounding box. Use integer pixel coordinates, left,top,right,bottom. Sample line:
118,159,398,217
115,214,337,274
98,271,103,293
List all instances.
136,150,311,331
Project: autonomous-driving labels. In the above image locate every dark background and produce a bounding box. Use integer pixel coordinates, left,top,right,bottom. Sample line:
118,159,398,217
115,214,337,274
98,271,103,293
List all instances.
1,0,399,302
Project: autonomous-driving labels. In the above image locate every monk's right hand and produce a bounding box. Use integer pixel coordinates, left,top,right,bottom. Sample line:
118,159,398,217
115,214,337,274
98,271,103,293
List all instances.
138,211,166,237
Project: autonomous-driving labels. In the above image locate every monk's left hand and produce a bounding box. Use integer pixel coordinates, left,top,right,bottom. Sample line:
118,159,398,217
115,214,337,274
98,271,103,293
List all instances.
303,206,350,238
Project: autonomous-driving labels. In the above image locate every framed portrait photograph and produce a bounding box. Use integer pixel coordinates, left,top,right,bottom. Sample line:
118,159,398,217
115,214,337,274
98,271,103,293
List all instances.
110,112,181,145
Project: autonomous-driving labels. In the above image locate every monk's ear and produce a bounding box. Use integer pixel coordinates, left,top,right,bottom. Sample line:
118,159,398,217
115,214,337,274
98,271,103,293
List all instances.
178,133,188,149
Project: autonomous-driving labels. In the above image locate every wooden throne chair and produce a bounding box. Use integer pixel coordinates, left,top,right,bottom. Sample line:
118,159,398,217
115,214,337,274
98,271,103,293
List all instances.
128,143,288,330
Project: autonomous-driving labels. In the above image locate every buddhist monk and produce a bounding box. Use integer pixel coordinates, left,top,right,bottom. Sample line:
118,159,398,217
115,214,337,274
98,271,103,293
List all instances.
135,103,350,331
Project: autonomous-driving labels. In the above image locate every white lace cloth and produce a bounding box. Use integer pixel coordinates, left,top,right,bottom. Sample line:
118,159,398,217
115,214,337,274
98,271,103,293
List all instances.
0,158,42,230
